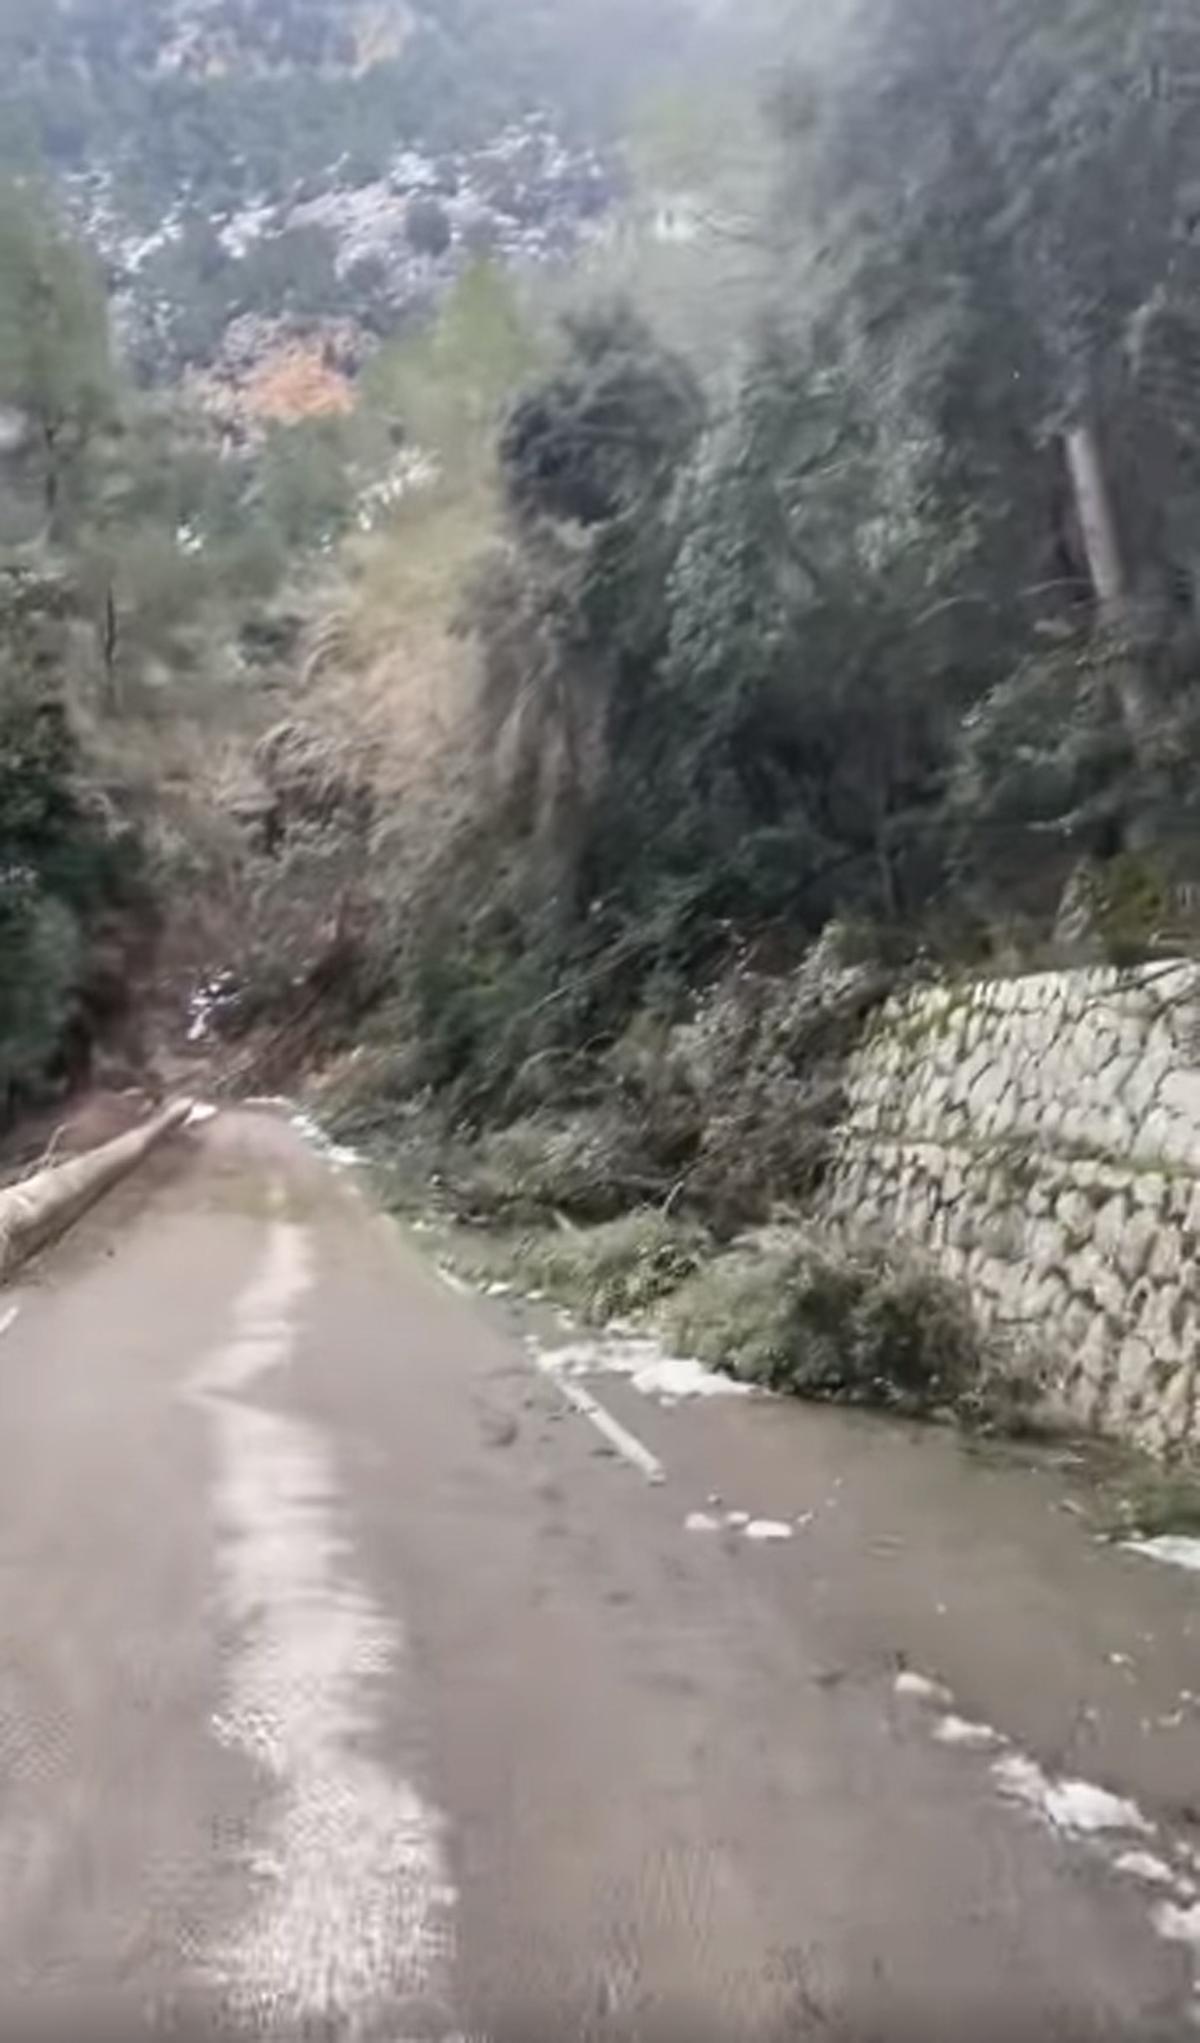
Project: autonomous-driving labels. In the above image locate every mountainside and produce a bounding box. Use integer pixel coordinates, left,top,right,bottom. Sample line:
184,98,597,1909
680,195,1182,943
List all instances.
0,0,710,406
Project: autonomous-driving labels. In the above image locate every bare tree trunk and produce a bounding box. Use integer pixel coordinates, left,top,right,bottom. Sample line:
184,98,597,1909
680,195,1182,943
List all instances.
1063,420,1150,742
100,583,124,713
1065,422,1126,616
102,584,117,675
39,409,73,542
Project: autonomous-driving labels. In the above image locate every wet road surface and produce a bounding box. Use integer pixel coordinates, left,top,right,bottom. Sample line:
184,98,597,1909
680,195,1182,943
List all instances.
0,1110,1199,2040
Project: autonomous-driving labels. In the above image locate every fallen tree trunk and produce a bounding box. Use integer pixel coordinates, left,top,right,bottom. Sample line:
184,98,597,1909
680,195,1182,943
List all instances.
0,1098,194,1281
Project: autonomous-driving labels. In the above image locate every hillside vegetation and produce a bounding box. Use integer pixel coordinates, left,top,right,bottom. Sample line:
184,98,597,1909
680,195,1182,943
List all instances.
6,0,1200,1269
308,0,1200,1176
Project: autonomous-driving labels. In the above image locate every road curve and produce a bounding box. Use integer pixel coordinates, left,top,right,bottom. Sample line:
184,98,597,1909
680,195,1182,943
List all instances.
0,1108,1197,2041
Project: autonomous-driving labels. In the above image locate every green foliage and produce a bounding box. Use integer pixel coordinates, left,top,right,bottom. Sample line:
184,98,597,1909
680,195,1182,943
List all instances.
0,181,114,535
1100,1462,1200,1540
0,880,82,1101
437,1110,666,1225
0,0,696,223
365,262,542,483
0,571,143,1106
405,197,452,261
660,1232,982,1415
499,301,700,528
500,1211,712,1323
396,0,1200,1163
257,419,356,552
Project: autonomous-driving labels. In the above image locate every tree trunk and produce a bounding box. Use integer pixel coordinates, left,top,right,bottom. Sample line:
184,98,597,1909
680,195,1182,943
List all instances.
1064,422,1126,617
102,584,118,675
101,583,123,713
42,421,59,531
1063,420,1150,742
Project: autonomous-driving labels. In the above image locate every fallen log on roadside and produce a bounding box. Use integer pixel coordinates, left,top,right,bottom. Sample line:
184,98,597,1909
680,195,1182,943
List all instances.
0,1098,197,1281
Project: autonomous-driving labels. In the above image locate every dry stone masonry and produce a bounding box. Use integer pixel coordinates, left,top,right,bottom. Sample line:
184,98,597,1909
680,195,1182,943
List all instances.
822,962,1200,1451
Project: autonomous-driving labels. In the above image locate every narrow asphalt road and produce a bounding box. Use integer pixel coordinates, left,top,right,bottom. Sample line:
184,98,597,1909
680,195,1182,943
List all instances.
2,1110,1200,2042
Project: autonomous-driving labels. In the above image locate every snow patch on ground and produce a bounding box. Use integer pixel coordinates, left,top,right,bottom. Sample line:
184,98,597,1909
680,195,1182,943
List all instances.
538,1332,753,1404
933,1714,1004,1749
993,1753,1153,1837
687,1508,794,1542
1116,1851,1179,1888
894,1670,954,1707
288,1111,362,1173
1153,1900,1200,1950
1124,1536,1200,1575
743,1518,793,1542
906,1655,1200,2002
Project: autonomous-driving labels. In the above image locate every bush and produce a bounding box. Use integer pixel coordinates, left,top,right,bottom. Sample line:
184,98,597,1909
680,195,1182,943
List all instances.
439,1108,665,1224
0,881,82,1103
660,1231,982,1415
406,197,452,260
603,931,895,1229
316,1035,429,1142
1100,1464,1200,1540
505,1211,711,1323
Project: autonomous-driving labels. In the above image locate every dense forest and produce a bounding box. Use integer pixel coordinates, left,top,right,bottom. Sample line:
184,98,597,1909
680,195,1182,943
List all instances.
0,0,698,207
4,0,1200,1212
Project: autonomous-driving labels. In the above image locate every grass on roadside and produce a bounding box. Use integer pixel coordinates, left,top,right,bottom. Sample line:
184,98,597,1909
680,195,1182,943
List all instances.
490,1210,712,1324
490,1208,1035,1432
658,1233,983,1417
1096,1462,1200,1541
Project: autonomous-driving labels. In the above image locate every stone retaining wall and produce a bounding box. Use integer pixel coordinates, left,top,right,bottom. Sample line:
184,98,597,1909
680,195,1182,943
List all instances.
822,963,1200,1450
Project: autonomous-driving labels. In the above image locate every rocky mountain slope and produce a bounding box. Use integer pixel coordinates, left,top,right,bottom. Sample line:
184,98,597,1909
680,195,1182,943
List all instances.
0,0,701,412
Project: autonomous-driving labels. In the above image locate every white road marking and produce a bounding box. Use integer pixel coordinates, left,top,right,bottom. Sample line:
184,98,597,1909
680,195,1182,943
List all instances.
0,1305,19,1338
189,1222,456,2033
743,1518,793,1542
529,1346,664,1484
557,1373,667,1485
185,1102,219,1128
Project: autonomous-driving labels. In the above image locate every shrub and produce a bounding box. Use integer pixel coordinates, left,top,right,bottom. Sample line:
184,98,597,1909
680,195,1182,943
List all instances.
506,1211,711,1323
405,197,452,260
0,882,82,1103
660,1231,982,1415
439,1108,665,1224
1100,1464,1200,1540
615,929,896,1229
317,1033,428,1141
